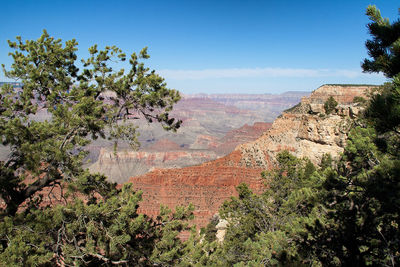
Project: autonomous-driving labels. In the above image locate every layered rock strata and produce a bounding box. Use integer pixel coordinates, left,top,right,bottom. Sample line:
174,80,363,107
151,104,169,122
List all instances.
132,150,265,227
90,146,218,184
130,84,376,229
90,122,272,183
239,84,374,168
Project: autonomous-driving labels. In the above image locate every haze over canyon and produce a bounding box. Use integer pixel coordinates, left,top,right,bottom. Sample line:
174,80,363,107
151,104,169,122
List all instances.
88,91,308,183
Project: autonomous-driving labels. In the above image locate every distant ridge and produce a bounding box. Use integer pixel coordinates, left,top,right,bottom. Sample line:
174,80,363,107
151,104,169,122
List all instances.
183,91,309,97
321,83,380,87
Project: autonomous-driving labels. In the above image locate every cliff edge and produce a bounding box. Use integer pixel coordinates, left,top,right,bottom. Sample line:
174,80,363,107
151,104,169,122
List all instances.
238,84,374,168
129,84,377,229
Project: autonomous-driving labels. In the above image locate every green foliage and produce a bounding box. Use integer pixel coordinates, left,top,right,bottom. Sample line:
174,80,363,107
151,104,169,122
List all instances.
365,78,400,136
323,96,338,114
303,126,400,266
0,184,194,266
150,204,195,266
319,153,333,171
0,31,193,265
0,30,181,216
200,151,325,266
362,5,400,78
353,96,367,104
200,215,219,243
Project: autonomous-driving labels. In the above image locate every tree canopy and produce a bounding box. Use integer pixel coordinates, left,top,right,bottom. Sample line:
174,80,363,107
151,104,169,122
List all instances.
0,30,181,216
362,5,400,78
324,96,338,114
0,31,194,266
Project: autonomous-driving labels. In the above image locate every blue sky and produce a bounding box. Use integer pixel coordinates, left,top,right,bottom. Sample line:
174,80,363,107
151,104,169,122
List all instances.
0,0,398,94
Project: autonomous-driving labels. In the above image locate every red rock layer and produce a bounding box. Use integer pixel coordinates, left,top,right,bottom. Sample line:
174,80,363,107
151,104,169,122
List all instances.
129,85,376,229
130,150,265,228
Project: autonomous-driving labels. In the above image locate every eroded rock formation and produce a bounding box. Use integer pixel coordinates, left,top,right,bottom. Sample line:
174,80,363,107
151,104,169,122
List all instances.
239,84,374,168
129,84,377,229
132,150,265,227
90,122,272,183
90,147,218,184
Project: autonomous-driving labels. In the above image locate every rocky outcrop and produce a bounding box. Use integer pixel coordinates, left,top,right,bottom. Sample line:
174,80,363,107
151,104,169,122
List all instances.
238,84,376,168
215,219,229,242
129,84,376,229
303,84,370,104
239,113,350,168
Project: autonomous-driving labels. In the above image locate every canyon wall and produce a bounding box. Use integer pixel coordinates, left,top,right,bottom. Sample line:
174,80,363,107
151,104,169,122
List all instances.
129,84,377,229
239,84,373,168
90,122,272,183
132,150,265,227
88,91,305,183
90,146,218,184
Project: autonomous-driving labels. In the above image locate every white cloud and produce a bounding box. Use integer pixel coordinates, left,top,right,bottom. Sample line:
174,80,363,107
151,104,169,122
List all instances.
158,67,383,80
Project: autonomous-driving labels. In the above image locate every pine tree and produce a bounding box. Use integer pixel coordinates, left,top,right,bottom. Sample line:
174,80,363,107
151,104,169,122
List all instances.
323,96,338,114
0,31,194,266
362,5,400,78
303,6,400,266
204,152,324,266
0,30,181,216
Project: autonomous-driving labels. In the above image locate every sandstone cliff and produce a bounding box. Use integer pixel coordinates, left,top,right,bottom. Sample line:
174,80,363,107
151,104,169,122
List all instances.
239,84,374,168
129,84,376,229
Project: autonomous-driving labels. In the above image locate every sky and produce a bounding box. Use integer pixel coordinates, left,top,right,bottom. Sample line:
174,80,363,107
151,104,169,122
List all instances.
0,0,399,94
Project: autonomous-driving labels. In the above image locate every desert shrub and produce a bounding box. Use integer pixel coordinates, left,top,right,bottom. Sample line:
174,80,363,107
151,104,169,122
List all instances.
324,96,338,114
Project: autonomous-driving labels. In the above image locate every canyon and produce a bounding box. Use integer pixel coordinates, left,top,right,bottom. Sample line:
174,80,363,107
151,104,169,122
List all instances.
88,92,305,183
0,84,377,230
129,84,377,229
